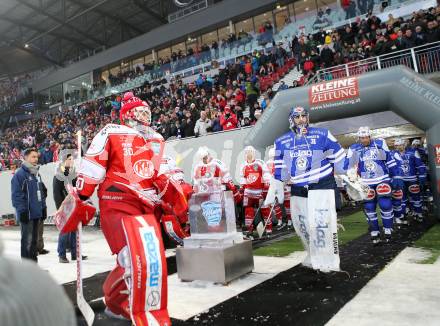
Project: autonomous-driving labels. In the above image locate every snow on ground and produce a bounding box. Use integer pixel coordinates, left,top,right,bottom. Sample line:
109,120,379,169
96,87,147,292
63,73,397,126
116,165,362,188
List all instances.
326,247,440,326
1,226,176,284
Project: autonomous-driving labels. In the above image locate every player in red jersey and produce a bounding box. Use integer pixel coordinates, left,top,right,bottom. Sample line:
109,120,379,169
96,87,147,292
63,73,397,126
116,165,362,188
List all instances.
64,92,188,325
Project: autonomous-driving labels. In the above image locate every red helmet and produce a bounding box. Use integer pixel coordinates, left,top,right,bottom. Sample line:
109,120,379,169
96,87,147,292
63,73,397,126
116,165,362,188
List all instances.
119,92,151,126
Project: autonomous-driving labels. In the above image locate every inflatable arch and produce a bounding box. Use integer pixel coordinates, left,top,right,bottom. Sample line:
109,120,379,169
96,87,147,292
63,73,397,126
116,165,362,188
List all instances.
244,66,440,217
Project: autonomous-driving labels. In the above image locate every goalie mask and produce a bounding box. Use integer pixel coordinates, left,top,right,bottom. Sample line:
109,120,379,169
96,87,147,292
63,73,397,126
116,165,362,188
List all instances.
120,92,152,128
289,106,309,134
244,146,256,163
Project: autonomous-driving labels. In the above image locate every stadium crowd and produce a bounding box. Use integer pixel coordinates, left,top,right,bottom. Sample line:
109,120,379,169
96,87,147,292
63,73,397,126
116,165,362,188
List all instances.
1,6,439,170
0,47,292,170
295,6,440,82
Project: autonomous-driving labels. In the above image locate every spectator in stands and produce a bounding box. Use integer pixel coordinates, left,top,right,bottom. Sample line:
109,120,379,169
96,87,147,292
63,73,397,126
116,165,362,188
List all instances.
426,20,440,43
220,106,238,131
278,80,289,91
414,25,427,46
194,110,212,137
11,148,48,261
320,44,334,67
402,29,416,49
245,77,259,119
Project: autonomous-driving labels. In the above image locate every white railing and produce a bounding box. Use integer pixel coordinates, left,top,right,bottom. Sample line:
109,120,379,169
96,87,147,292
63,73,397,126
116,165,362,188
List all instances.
307,41,440,85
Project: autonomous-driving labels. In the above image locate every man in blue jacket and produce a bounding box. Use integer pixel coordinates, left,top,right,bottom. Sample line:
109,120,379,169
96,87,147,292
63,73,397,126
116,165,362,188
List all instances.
11,148,48,261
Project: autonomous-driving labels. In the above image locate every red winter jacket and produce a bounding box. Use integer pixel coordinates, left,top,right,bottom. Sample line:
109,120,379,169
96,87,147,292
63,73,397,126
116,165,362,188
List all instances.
220,112,238,131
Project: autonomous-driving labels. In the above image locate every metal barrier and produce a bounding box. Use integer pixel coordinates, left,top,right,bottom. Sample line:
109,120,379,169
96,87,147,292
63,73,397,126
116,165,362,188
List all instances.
307,41,440,84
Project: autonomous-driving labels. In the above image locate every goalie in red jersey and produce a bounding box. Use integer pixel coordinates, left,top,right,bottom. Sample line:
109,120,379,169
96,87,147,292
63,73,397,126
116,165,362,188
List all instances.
60,92,188,325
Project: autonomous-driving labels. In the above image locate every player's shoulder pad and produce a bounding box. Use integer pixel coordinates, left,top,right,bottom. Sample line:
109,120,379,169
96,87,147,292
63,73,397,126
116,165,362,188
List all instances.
413,149,421,158
212,158,226,168
87,124,136,155
254,159,266,166
308,127,328,137
349,143,362,151
99,123,135,136
275,131,293,146
393,151,403,161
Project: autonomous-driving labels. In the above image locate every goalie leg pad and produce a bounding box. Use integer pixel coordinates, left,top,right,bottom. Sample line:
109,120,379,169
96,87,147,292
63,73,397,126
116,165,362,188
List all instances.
290,196,311,267
161,214,189,245
103,264,130,319
121,214,170,326
307,190,340,272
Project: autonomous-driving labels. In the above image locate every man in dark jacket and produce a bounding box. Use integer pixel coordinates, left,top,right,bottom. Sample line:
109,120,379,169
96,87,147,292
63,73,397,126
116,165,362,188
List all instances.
53,153,80,263
11,148,48,261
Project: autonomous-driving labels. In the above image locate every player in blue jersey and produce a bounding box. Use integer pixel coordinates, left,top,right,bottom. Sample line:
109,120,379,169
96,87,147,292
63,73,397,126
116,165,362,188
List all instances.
390,139,406,227
396,138,427,222
411,138,432,209
264,106,346,272
346,127,403,244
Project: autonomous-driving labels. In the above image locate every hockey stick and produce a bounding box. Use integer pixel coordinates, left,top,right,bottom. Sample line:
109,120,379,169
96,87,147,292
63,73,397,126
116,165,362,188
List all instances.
256,202,276,238
76,130,95,326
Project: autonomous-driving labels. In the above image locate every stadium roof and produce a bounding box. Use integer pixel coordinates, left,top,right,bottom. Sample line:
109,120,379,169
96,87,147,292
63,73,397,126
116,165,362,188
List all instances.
0,0,189,78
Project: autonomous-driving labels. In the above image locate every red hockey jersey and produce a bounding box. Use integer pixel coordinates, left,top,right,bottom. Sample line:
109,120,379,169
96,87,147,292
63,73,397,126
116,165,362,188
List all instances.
77,124,187,215
239,159,271,190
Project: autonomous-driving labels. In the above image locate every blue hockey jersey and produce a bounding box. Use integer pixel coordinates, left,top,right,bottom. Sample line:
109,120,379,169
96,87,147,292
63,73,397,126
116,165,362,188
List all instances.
273,127,345,187
346,138,399,185
397,148,426,182
390,150,403,180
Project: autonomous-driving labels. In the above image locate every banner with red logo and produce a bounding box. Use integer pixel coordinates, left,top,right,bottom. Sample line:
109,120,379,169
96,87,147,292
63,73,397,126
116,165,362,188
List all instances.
309,77,360,109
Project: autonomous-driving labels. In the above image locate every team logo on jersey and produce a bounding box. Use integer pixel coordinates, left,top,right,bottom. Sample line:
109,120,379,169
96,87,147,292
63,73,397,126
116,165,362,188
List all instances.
133,159,155,179
253,164,259,171
201,201,222,226
364,161,377,173
402,162,410,173
246,173,258,184
295,157,308,170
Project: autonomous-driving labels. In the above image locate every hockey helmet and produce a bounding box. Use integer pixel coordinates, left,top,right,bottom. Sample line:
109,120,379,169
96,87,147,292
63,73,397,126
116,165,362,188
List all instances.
357,126,372,138
197,146,212,163
288,106,309,132
120,92,151,127
411,139,421,147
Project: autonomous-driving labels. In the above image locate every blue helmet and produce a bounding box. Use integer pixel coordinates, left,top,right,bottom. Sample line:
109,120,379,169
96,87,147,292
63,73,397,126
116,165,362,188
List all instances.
289,106,309,131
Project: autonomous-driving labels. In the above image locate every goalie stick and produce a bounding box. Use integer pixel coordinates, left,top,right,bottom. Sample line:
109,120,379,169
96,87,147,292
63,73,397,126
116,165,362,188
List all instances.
256,202,276,238
76,130,95,326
